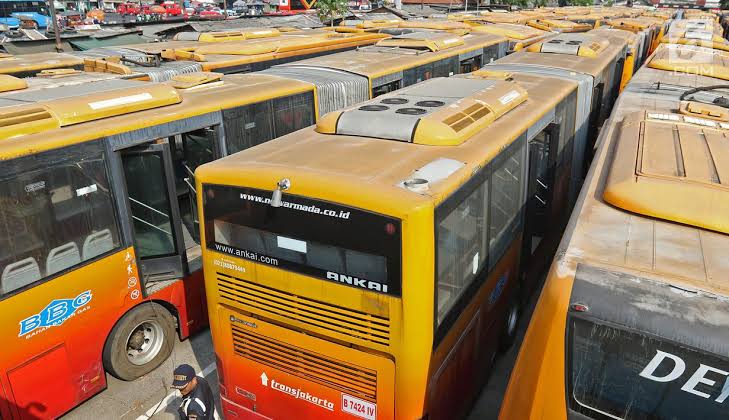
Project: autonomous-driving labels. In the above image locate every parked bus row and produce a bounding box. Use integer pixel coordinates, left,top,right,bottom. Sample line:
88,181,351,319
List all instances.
194,16,663,420
0,21,513,420
0,6,682,419
500,13,729,420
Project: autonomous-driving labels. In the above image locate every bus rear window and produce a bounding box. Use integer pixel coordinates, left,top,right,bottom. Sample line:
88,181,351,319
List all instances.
203,185,401,296
568,317,729,419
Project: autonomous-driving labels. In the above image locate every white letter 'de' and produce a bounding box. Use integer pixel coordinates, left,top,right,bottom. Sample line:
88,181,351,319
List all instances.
639,350,686,383
681,364,729,399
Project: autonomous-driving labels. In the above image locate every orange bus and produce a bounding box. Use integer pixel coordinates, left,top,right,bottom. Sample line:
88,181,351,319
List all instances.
499,87,729,420
0,72,327,419
197,71,587,419
499,18,729,420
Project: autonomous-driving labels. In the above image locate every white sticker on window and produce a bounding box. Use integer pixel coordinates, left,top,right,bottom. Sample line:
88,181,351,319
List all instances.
472,252,479,275
76,184,98,197
277,236,307,253
24,181,45,193
244,122,256,129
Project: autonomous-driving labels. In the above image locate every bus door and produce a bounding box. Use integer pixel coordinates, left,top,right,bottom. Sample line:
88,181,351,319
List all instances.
168,128,218,248
118,127,219,283
522,123,559,271
120,141,187,284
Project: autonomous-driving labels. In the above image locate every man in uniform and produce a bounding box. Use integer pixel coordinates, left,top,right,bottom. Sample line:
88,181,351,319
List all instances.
172,364,216,420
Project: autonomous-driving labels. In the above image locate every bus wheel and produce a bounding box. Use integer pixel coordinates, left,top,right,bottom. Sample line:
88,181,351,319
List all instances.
498,297,520,353
103,302,176,381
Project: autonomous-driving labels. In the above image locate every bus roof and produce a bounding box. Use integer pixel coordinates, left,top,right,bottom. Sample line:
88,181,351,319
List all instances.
562,108,729,299
648,43,729,80
124,30,388,72
195,73,576,218
468,22,552,42
496,32,625,79
0,52,83,76
448,12,533,25
274,32,506,80
0,29,387,77
0,72,313,157
0,70,138,96
526,18,593,33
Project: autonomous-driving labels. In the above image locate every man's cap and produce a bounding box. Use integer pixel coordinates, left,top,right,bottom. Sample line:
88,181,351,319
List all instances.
172,364,195,389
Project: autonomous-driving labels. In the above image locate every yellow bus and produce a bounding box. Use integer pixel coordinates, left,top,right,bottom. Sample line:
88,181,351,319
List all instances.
130,28,388,74
604,17,666,58
446,17,555,52
331,19,404,33
588,26,646,91
0,28,388,79
617,43,729,118
527,18,594,33
0,51,85,78
262,31,508,100
661,19,729,52
449,11,534,25
498,63,729,420
483,32,628,204
197,69,587,420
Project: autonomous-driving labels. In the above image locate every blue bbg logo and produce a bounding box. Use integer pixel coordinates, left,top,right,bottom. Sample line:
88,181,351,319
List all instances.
18,290,93,337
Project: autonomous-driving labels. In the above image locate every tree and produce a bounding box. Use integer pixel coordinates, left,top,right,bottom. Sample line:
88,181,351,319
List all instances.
316,0,349,27
569,0,594,5
501,0,529,8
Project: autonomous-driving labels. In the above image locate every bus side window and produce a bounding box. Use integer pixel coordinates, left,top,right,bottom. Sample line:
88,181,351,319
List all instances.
223,100,274,155
272,92,316,138
482,45,501,64
436,179,489,326
433,56,459,77
0,143,121,298
459,55,482,74
372,80,401,98
489,142,525,269
403,63,434,87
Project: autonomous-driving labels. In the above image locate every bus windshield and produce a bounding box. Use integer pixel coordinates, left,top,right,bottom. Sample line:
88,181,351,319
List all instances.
0,1,50,17
568,317,729,419
203,185,401,295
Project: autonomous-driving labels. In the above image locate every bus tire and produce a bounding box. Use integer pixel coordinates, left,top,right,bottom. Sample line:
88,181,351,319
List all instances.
498,296,520,353
103,302,176,381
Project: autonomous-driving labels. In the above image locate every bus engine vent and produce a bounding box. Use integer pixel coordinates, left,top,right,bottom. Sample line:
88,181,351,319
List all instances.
0,106,57,140
232,324,378,402
217,272,391,347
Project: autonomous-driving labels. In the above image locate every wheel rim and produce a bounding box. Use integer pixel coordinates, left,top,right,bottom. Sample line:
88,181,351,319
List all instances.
506,305,519,337
126,319,165,366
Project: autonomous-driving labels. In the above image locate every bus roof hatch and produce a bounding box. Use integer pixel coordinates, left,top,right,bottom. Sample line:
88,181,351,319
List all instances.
603,111,729,235
0,84,181,140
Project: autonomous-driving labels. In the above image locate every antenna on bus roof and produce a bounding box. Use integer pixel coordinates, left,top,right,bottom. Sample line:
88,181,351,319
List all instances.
270,178,290,208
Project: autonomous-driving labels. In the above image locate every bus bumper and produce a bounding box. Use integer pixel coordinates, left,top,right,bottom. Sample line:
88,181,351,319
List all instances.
222,395,272,419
